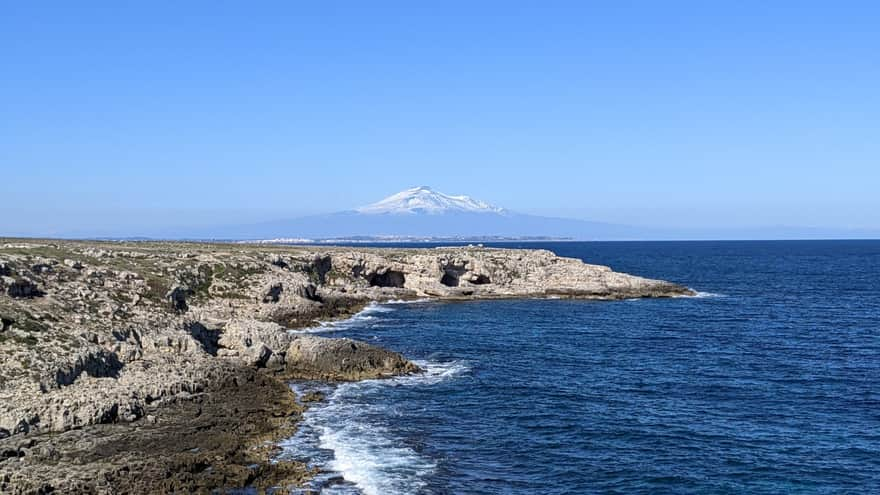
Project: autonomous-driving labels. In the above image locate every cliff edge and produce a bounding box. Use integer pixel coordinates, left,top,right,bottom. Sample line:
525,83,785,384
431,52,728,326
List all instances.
0,239,692,492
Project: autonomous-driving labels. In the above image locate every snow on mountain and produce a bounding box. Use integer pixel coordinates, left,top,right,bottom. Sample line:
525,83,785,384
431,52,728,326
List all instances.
355,186,506,215
167,185,647,240
131,185,880,241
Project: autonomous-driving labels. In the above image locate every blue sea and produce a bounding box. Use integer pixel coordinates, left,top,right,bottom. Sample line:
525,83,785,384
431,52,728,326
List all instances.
279,241,880,494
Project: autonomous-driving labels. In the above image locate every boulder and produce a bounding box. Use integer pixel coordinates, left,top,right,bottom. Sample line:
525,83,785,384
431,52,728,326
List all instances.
242,344,272,367
218,319,292,359
300,390,325,403
285,335,420,380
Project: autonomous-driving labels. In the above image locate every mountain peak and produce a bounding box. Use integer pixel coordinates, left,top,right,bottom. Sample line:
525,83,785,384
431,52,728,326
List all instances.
356,186,506,215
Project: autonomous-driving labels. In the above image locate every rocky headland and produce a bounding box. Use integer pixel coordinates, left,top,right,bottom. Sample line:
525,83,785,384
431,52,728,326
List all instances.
0,239,692,493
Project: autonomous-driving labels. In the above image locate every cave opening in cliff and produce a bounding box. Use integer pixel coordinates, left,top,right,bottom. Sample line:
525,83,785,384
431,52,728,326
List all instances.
471,274,491,285
186,321,221,356
368,270,406,288
440,272,460,287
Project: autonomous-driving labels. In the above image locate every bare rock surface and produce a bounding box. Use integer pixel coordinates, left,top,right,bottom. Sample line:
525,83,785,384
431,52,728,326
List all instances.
0,238,692,492
286,335,421,380
0,364,311,494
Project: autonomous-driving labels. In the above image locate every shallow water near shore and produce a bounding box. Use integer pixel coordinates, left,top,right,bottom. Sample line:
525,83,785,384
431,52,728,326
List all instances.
280,241,880,494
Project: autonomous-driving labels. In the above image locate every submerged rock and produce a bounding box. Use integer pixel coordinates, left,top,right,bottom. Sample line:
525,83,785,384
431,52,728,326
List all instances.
299,390,325,403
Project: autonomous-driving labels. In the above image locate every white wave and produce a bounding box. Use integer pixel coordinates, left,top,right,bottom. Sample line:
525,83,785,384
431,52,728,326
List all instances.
320,423,434,495
390,359,471,386
289,302,395,334
359,302,397,314
381,298,432,305
677,290,725,298
284,360,469,494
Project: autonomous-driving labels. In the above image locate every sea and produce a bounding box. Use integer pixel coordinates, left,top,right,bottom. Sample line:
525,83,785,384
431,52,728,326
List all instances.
276,240,880,494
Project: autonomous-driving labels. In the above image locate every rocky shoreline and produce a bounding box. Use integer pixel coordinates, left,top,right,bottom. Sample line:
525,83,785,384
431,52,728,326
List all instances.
0,239,692,493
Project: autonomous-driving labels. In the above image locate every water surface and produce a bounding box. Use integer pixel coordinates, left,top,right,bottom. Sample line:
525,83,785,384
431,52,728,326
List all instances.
281,241,880,494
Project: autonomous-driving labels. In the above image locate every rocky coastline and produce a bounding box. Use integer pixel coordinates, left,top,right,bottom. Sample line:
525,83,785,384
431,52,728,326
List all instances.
0,239,693,493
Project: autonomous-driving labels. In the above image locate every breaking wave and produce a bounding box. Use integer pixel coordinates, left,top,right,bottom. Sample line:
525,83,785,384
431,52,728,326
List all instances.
282,360,470,495
289,302,397,334
681,290,726,298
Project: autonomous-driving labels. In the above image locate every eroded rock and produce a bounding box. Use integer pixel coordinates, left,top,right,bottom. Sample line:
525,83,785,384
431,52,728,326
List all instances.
6,279,43,298
165,286,192,312
285,335,420,381
0,239,691,492
367,269,406,288
296,283,319,301
63,259,83,270
263,282,283,303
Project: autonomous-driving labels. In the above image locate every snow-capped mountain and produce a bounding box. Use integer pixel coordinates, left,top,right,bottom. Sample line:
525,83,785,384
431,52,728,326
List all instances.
356,186,506,215
174,186,645,240
70,186,880,241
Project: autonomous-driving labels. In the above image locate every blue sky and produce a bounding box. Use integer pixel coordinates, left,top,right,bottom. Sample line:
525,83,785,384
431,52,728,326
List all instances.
2,1,878,237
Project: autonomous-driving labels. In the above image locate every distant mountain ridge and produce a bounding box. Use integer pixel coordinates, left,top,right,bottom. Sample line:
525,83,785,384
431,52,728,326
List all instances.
107,186,880,241
196,186,640,240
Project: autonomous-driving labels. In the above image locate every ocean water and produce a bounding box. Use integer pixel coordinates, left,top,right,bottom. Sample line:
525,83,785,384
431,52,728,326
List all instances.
279,241,880,494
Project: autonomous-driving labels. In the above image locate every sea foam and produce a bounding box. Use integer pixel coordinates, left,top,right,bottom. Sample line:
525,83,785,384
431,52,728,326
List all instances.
284,360,470,495
289,302,395,334
281,296,469,494
682,290,726,298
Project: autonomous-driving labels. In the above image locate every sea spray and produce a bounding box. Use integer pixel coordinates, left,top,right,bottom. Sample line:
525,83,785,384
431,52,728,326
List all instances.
281,241,880,494
282,360,470,494
289,302,396,334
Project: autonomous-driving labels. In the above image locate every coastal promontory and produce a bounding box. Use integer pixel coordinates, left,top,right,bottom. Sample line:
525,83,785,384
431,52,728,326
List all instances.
0,239,692,493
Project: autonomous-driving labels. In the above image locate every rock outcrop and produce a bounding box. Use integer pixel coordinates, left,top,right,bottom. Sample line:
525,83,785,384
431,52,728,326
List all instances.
0,240,691,435
0,238,692,492
325,247,688,299
286,335,420,380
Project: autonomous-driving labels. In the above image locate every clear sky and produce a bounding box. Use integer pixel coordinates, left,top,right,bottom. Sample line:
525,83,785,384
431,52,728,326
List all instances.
2,1,878,237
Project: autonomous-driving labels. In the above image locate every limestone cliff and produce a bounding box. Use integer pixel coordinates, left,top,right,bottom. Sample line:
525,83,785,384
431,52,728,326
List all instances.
0,239,691,437
0,239,692,493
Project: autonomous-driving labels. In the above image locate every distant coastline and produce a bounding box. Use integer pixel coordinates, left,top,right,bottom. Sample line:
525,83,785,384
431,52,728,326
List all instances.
75,235,575,244
240,235,575,245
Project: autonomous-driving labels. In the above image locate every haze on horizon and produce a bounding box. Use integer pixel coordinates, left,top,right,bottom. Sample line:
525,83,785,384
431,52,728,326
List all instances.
2,2,878,239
